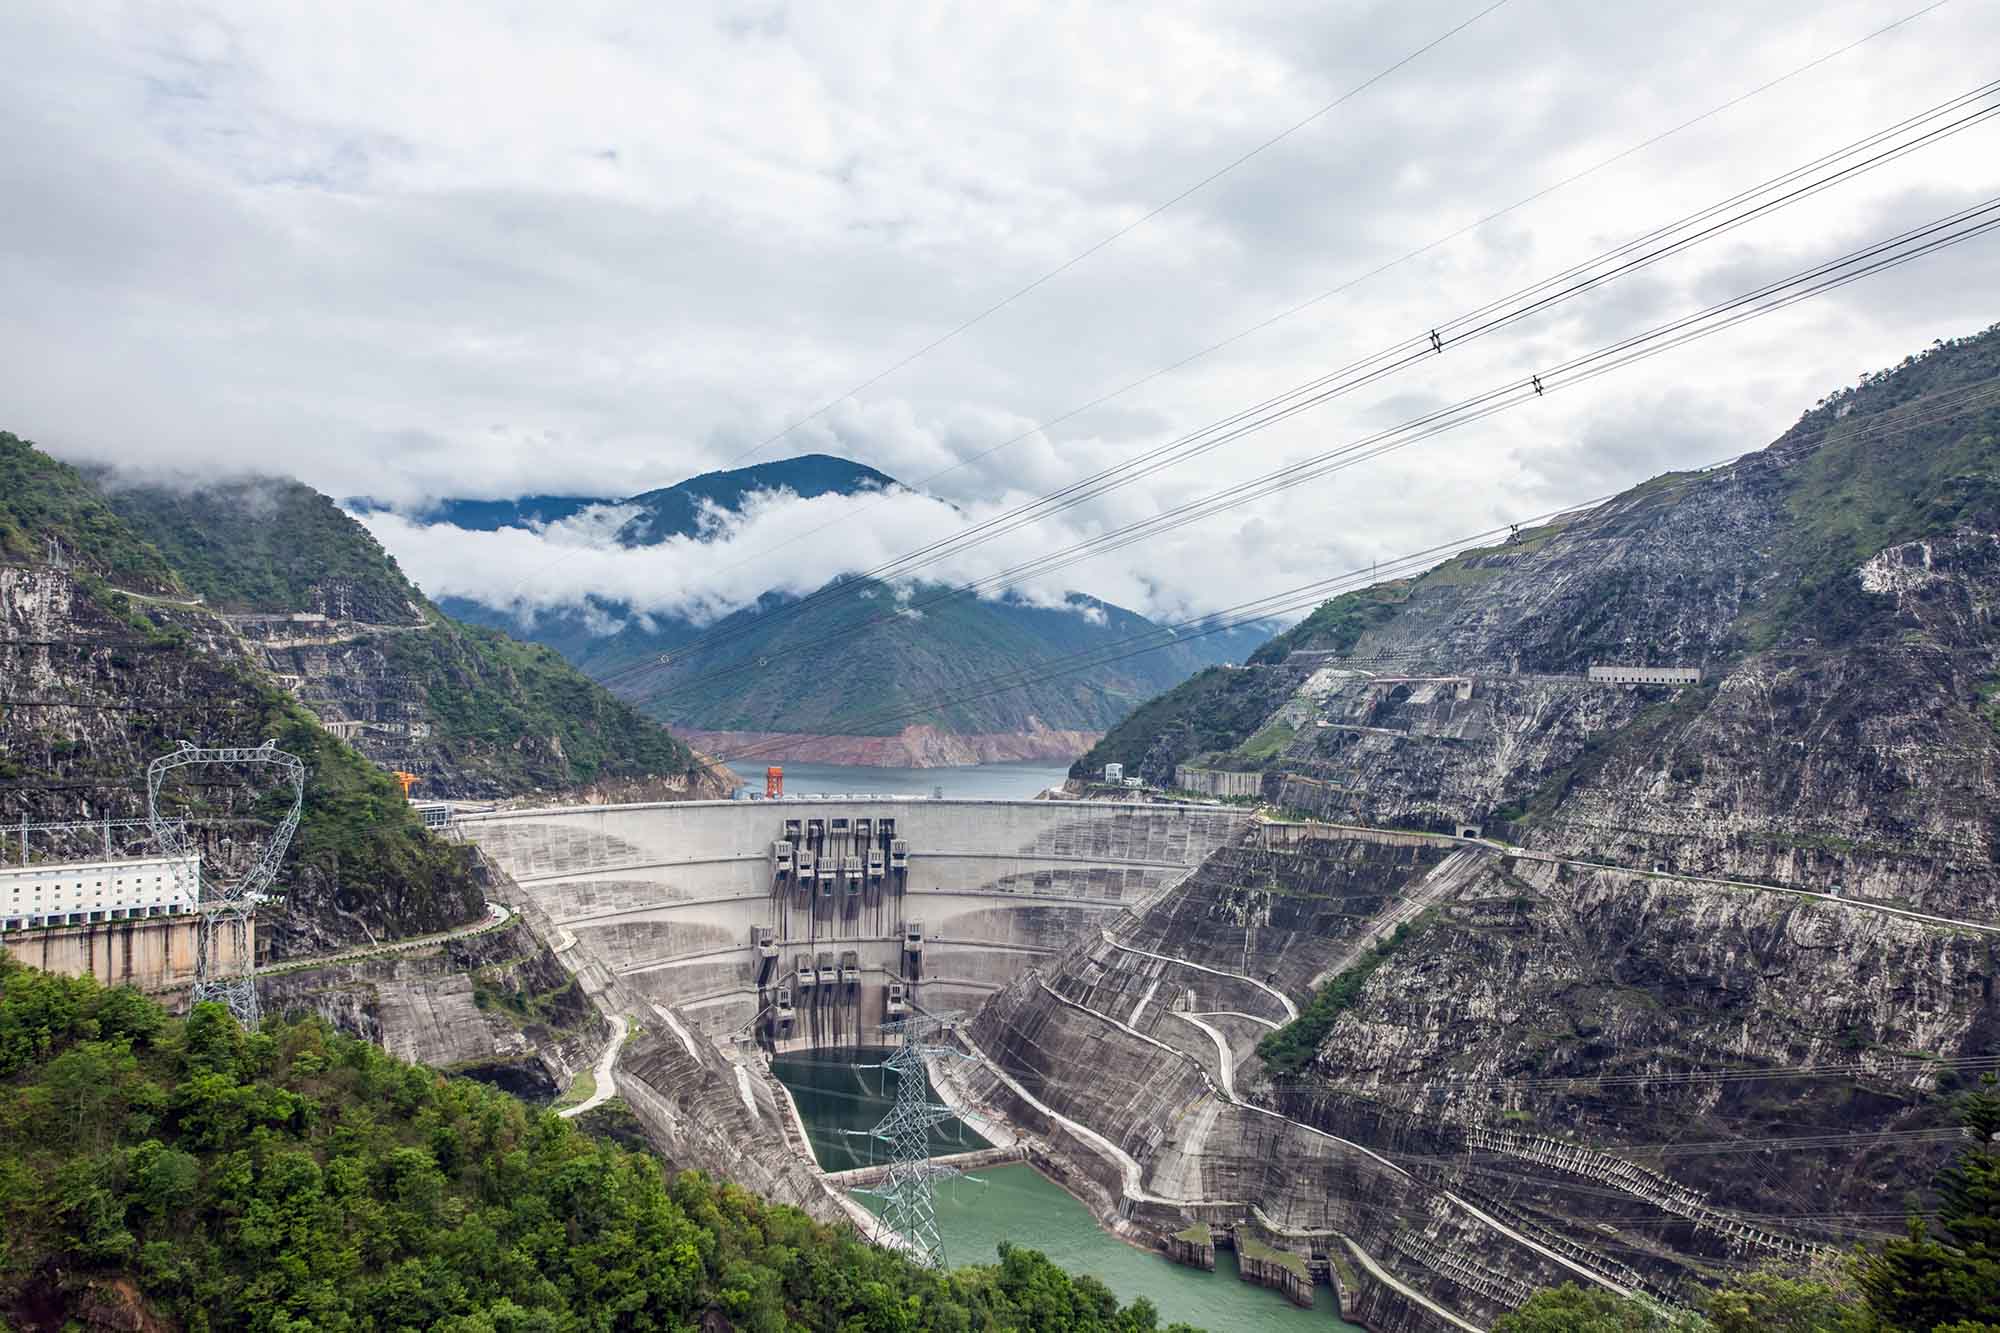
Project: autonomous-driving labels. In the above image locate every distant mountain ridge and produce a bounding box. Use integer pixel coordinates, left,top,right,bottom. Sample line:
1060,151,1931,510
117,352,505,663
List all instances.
356,454,900,545
399,452,1275,765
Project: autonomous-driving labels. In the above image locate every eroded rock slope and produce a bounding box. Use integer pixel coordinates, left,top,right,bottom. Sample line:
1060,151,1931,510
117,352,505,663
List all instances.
1003,327,2000,1326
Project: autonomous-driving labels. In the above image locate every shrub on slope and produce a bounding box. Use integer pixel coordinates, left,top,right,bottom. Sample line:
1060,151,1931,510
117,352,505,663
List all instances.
0,959,1192,1332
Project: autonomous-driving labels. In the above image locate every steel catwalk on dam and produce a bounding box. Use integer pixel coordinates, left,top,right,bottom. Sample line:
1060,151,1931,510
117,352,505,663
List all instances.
461,799,1246,1048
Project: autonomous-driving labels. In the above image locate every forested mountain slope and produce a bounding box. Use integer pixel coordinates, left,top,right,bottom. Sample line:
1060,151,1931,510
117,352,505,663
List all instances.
611,578,1271,766
0,434,482,957
412,453,1270,765
0,960,1189,1332
94,469,722,801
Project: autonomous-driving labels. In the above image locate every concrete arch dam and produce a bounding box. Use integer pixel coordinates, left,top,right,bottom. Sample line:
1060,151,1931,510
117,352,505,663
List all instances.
461,799,1246,1049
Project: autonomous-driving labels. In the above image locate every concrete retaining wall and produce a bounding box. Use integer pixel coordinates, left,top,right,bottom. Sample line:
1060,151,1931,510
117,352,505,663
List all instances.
0,913,251,993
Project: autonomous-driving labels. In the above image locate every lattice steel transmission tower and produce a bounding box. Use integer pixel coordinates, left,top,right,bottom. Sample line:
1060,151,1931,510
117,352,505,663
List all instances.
146,741,305,1031
855,1012,980,1269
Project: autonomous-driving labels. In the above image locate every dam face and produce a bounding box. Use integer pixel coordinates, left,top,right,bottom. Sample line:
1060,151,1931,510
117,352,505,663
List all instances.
461,799,1245,1048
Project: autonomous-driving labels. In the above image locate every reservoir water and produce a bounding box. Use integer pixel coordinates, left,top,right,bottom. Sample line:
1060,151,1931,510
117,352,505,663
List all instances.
722,759,1073,801
774,1049,1360,1331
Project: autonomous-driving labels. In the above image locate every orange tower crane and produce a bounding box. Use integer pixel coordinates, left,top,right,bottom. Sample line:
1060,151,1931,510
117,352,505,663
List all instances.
392,771,420,798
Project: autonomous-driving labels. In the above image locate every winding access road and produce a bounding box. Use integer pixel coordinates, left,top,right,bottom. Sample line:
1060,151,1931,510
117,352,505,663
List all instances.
559,1013,629,1120
1276,818,2000,937
260,901,512,978
1098,929,1299,1020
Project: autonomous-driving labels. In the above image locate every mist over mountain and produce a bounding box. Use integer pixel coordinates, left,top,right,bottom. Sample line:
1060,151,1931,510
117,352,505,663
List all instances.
382,453,1274,764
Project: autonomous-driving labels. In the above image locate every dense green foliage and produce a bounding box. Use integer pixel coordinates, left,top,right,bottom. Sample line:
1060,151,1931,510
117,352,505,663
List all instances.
99,475,426,620
1247,583,1408,665
1491,1283,1704,1332
1501,1087,2000,1332
0,961,1193,1332
1745,322,2000,646
385,620,702,789
1852,1083,2000,1331
1702,1266,1869,1333
1069,664,1296,781
246,683,488,928
1256,922,1415,1076
0,432,181,590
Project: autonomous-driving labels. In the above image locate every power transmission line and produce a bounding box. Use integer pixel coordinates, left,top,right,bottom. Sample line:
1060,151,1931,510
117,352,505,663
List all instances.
610,91,2000,693
481,1,1949,618
628,195,2000,716
668,0,1962,600
693,377,2000,764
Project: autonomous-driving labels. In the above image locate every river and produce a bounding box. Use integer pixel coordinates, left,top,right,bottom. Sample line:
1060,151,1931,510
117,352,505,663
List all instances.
774,1048,1360,1331
722,759,1073,801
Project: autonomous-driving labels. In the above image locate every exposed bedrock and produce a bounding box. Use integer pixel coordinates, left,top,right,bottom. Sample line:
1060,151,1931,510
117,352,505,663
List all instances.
1260,478,2000,923
968,823,1995,1328
259,922,604,1100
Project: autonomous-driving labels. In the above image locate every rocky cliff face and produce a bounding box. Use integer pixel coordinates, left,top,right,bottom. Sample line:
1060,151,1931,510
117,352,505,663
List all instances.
0,562,486,957
960,327,2000,1326
261,922,605,1101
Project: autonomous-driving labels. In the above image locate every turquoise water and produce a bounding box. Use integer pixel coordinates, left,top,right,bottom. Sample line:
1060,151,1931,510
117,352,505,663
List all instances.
723,759,1072,800
863,1164,1359,1331
771,1051,1358,1330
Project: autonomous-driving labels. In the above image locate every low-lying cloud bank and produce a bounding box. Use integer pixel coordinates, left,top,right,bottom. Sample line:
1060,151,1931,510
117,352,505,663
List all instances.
356,484,1213,630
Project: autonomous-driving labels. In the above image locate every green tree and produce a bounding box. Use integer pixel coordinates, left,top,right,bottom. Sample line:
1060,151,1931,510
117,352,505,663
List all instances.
0,960,1196,1330
1492,1283,1702,1333
1703,1262,1864,1333
1856,1082,2000,1333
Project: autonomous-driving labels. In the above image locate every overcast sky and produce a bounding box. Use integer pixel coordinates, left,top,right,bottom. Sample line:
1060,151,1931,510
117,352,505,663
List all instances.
7,0,1998,627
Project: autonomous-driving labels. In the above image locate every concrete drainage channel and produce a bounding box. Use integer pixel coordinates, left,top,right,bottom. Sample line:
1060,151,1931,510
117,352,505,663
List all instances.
557,1012,629,1119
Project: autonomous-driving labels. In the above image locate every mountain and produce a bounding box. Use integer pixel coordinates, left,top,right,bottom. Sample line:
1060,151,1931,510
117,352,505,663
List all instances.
1012,322,2000,1297
1,431,733,952
611,453,902,546
358,452,899,543
1,433,484,957
616,578,1274,766
0,959,1175,1331
1078,321,2000,795
414,453,1273,766
95,473,726,803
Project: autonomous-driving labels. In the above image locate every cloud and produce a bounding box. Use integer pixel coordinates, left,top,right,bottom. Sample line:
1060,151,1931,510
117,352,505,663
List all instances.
2,0,1997,628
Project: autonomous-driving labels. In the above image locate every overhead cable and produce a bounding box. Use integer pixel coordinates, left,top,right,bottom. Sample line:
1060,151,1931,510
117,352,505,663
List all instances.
615,91,2000,692
633,194,2000,714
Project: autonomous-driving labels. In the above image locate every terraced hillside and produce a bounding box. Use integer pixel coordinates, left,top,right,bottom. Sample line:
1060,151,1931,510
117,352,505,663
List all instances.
1004,324,2000,1326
